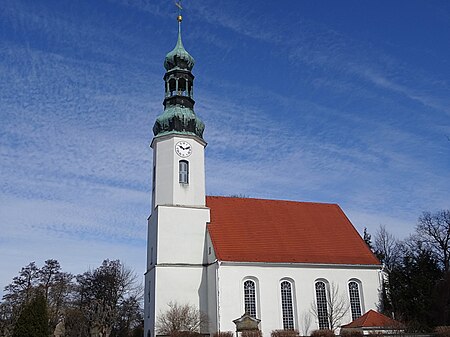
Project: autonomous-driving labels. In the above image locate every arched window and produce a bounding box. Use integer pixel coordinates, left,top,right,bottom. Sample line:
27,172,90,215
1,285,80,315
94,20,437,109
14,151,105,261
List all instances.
179,160,189,184
348,281,362,320
244,280,257,318
315,281,330,330
280,281,294,330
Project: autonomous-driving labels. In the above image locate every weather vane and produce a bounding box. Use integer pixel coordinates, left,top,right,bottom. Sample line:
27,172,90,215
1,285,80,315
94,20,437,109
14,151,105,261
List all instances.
175,0,183,22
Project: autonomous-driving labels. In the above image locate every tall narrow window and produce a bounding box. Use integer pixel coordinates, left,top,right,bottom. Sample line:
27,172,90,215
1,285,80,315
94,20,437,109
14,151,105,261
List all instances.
147,281,151,318
348,281,362,320
244,280,257,318
150,247,153,265
179,160,189,184
152,164,156,186
315,281,330,330
281,281,294,330
152,165,156,205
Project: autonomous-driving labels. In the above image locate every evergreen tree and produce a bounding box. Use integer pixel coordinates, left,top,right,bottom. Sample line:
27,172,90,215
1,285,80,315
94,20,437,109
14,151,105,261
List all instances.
389,246,442,331
363,227,373,250
12,292,49,337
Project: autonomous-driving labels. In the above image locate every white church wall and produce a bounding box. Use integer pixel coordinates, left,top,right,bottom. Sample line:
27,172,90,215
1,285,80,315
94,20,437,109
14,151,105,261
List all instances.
153,265,209,333
144,268,156,337
152,135,206,208
147,212,158,270
206,263,219,333
205,231,217,264
215,263,381,336
156,205,209,264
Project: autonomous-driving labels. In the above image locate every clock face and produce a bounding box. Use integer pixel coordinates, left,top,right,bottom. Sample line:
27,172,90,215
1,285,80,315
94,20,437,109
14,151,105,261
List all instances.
175,141,192,157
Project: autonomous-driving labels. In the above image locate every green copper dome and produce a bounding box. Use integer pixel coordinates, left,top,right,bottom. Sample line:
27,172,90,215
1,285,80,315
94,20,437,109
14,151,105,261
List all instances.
153,15,204,140
164,25,195,71
153,105,205,138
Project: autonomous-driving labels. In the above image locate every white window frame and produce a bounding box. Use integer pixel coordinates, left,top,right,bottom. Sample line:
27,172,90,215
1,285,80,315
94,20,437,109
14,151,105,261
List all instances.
179,160,189,184
348,280,363,321
315,280,330,330
280,279,295,330
243,278,259,318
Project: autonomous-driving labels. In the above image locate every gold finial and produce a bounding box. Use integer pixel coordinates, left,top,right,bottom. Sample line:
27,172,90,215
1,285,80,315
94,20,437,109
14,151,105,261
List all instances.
175,1,183,22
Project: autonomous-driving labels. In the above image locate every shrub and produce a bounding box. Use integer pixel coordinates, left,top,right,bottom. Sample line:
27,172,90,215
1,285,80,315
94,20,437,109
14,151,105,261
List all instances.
242,330,263,337
435,326,450,337
170,331,203,337
310,329,335,337
213,332,234,337
340,330,363,337
157,301,209,335
271,329,300,337
366,332,382,337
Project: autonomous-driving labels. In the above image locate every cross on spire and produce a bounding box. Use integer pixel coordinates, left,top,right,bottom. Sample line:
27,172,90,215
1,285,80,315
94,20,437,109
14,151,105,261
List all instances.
175,0,183,22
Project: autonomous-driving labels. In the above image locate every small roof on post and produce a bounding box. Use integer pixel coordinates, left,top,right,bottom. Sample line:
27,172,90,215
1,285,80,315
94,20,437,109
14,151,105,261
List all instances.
233,313,261,332
341,310,404,333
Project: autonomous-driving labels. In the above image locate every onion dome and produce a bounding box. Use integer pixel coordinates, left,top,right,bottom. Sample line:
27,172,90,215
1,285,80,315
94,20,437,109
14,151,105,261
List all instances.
153,14,205,140
153,105,205,138
164,19,195,71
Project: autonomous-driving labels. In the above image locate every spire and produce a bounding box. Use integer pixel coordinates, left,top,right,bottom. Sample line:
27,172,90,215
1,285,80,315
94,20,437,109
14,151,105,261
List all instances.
153,4,205,140
164,2,195,71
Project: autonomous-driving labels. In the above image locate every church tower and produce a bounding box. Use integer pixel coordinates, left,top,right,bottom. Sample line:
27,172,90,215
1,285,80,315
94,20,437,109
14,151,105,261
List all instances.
144,11,211,337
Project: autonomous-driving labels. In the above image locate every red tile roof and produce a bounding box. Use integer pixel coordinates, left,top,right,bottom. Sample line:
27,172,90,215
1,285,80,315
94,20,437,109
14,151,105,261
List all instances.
206,196,380,265
342,310,402,328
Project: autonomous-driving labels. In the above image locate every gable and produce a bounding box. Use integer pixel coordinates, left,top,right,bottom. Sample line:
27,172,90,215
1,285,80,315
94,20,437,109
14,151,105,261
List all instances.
342,310,402,328
206,196,380,265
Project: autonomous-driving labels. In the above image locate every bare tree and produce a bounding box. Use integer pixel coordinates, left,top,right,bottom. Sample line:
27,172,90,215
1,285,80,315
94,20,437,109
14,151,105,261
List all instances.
310,282,349,332
417,210,450,272
75,259,143,337
156,301,209,335
299,311,312,336
374,225,400,272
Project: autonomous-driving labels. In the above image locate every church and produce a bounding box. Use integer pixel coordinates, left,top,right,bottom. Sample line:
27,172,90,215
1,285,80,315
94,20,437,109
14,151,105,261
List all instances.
144,13,382,337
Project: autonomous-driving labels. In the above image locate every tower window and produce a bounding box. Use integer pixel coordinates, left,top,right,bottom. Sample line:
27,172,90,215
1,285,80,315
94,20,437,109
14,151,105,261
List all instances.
280,280,295,330
243,280,257,318
315,281,330,329
179,160,189,184
348,281,362,320
152,165,156,192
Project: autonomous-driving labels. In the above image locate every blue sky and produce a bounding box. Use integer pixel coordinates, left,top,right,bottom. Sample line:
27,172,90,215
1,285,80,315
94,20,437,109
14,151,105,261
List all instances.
1,0,449,293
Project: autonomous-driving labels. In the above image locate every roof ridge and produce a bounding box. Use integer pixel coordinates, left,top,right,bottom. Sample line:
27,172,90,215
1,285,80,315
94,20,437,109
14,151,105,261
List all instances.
206,195,339,206
361,310,373,325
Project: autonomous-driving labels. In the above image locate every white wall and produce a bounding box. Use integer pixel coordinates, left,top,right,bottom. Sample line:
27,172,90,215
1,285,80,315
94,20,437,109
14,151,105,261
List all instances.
145,204,210,337
151,134,206,209
144,265,209,337
145,132,209,337
215,263,382,336
156,205,210,264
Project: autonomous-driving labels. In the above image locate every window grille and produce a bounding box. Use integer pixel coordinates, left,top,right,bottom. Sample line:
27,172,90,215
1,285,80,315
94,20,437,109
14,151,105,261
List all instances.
281,281,294,329
315,282,330,329
348,281,362,320
244,280,257,318
179,160,189,184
